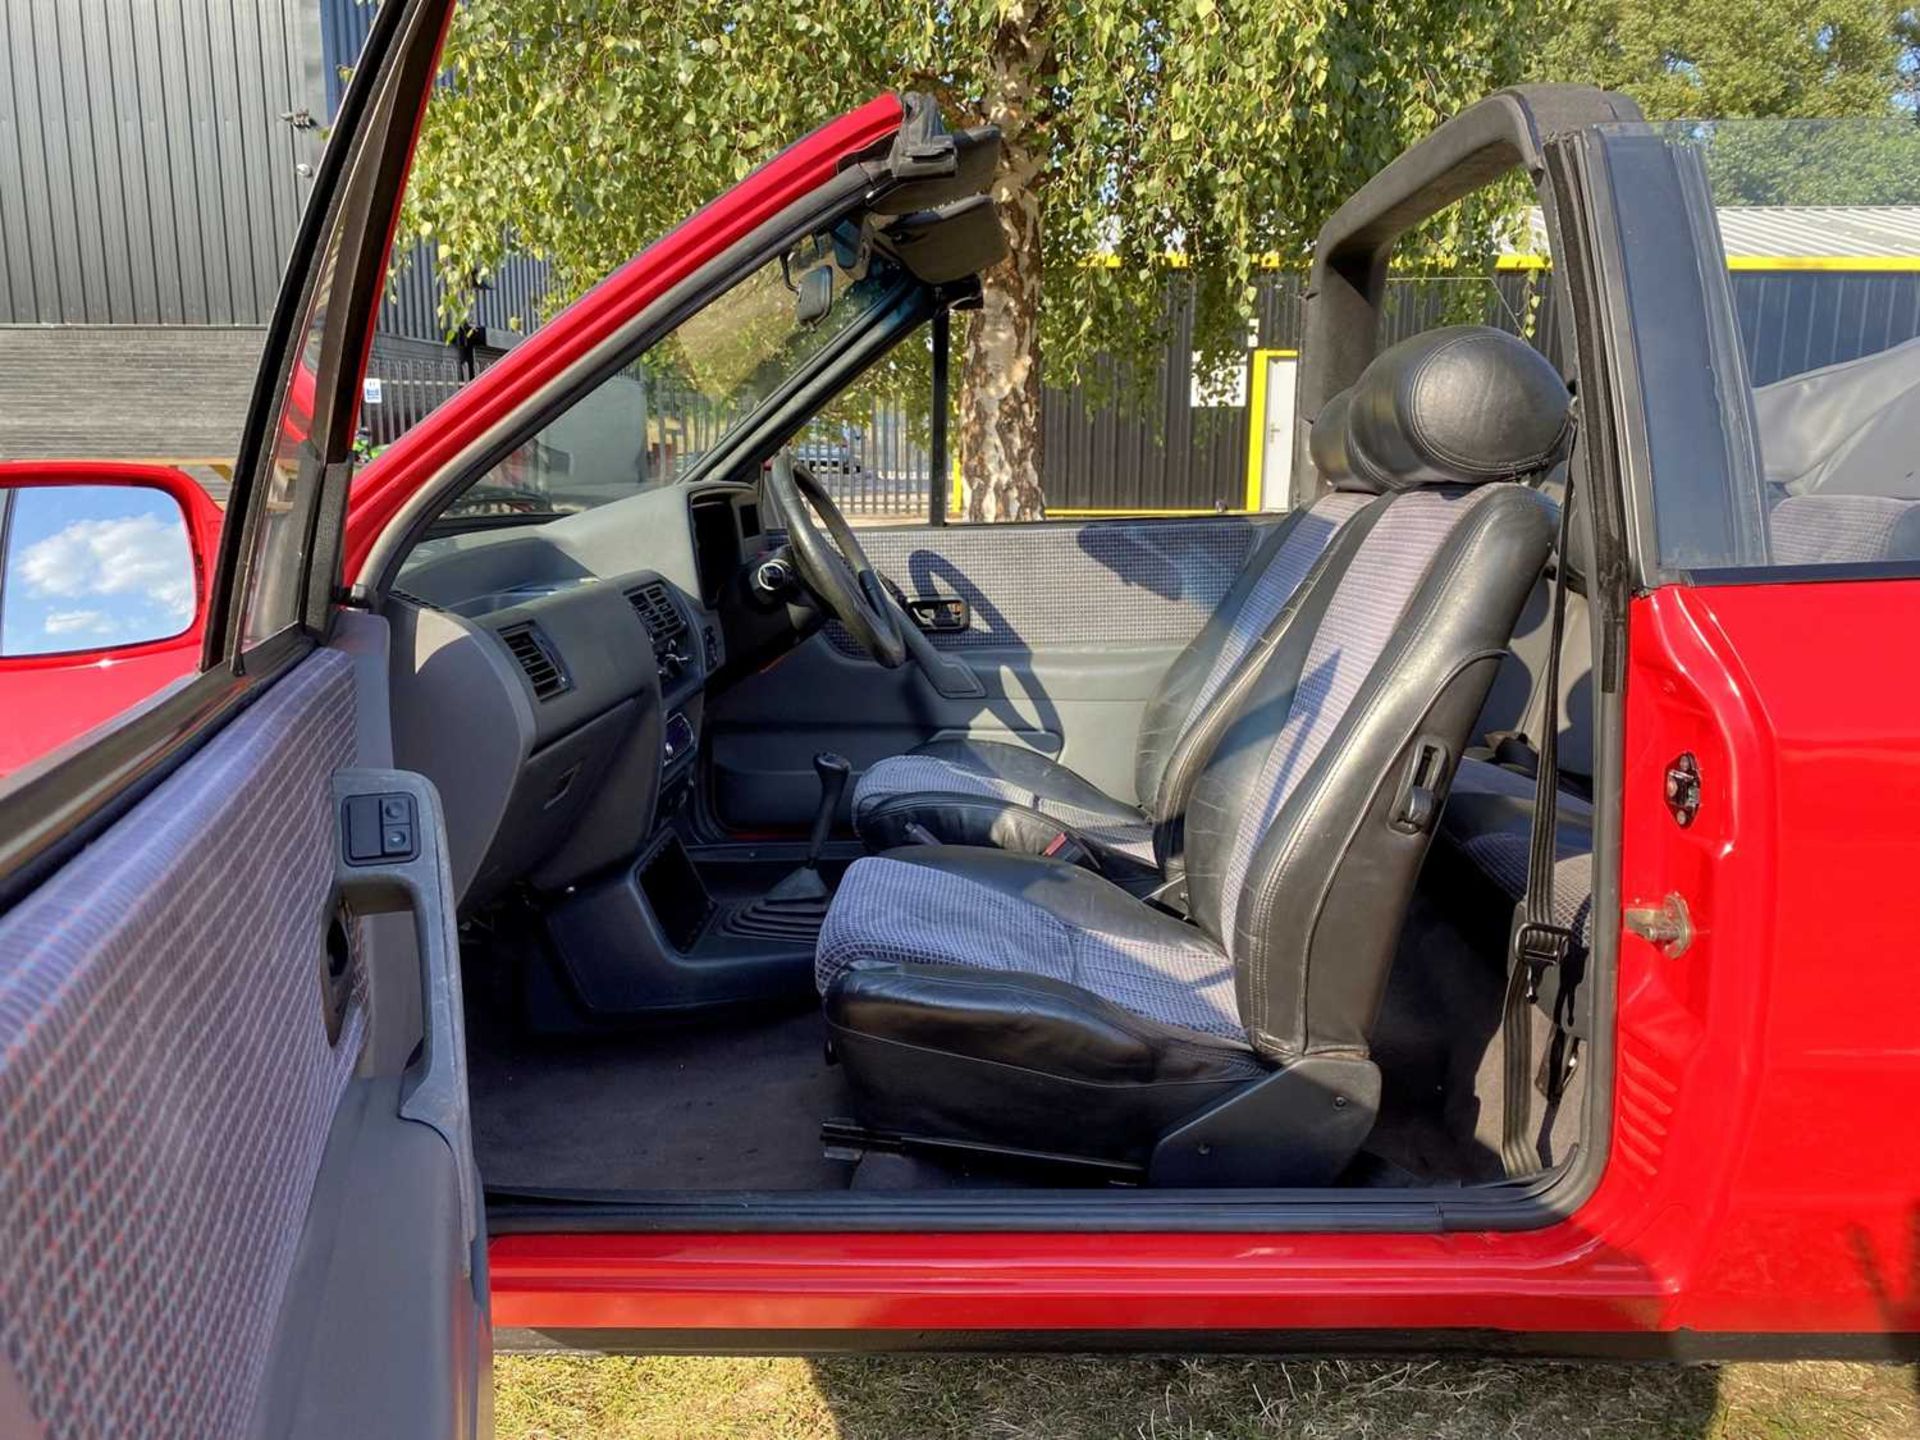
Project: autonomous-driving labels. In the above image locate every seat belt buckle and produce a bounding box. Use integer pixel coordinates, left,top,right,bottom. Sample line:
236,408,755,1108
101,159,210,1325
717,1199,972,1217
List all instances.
1509,910,1572,1001
1039,830,1095,871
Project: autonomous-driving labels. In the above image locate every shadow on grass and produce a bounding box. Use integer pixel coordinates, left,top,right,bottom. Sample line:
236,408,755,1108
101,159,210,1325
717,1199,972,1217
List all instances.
492,1351,1920,1438
808,1356,1725,1440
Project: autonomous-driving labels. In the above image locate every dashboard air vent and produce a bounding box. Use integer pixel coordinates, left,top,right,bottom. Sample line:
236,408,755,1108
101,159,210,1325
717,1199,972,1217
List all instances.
498,622,570,701
626,581,686,644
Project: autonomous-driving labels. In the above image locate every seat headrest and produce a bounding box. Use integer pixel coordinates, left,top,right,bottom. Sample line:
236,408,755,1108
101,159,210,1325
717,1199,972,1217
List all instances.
1312,326,1572,494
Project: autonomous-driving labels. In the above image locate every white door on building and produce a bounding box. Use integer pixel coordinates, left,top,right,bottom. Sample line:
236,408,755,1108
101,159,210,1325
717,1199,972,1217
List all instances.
1258,350,1299,511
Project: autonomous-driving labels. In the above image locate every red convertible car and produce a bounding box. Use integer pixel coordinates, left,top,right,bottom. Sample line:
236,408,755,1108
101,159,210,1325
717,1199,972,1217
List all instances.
1,1,1916,1435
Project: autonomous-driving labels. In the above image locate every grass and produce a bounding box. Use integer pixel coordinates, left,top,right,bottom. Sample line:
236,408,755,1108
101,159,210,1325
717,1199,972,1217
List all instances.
495,1354,1918,1439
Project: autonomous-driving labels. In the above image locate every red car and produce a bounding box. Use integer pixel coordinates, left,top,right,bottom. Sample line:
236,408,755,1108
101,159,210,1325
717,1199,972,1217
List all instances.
1,3,1916,1435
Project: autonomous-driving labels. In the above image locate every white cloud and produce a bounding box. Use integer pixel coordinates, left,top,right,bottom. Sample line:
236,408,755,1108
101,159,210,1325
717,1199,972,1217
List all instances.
41,609,118,637
16,513,195,625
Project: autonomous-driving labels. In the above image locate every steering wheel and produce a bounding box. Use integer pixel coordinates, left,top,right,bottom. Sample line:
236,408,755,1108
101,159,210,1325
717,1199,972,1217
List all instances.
767,450,908,668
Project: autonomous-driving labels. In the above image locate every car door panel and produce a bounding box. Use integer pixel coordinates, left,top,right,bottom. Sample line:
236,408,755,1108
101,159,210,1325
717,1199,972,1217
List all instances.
0,649,369,1433
0,5,485,1430
712,636,1185,822
851,514,1267,652
708,515,1270,827
251,1075,485,1440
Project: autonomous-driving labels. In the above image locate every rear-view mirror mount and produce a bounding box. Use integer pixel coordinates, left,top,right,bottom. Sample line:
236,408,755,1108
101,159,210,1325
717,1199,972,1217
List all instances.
795,265,835,327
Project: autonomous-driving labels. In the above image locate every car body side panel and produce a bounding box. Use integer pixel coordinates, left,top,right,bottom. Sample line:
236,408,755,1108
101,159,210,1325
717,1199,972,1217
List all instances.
488,583,1919,1341
1622,581,1920,1335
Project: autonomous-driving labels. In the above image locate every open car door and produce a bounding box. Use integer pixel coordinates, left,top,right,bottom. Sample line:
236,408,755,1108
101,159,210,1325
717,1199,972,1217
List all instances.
0,4,486,1437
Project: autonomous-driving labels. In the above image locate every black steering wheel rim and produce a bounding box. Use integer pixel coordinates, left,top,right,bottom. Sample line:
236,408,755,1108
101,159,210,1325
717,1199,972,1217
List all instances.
768,450,908,668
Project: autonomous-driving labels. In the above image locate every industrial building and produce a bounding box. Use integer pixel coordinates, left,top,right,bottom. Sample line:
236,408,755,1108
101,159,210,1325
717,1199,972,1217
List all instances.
5,3,1918,514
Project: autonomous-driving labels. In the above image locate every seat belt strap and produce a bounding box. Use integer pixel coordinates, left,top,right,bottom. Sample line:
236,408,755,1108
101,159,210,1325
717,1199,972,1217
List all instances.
1502,470,1578,1180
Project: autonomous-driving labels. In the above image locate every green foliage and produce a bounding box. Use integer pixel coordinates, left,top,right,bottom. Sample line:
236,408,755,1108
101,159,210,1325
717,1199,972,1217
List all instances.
1536,0,1920,210
1688,117,1920,205
1538,0,1919,121
401,0,1545,398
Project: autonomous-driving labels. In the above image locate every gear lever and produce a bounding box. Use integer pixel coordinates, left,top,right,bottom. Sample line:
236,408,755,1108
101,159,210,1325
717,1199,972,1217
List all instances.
765,751,851,903
805,752,851,870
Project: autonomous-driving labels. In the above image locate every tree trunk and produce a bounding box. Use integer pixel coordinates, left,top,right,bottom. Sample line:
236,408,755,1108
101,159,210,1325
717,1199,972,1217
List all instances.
960,6,1049,522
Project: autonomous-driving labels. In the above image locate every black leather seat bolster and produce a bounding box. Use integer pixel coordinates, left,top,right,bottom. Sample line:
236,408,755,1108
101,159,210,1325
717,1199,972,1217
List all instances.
852,738,1156,878
858,793,1137,877
825,962,1266,1161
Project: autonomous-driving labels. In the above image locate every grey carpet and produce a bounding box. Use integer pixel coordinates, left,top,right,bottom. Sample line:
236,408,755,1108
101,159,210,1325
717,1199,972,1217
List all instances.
468,1006,855,1193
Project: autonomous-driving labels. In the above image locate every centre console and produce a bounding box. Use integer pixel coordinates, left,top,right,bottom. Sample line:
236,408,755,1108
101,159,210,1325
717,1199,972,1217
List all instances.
528,752,856,1030
529,829,829,1027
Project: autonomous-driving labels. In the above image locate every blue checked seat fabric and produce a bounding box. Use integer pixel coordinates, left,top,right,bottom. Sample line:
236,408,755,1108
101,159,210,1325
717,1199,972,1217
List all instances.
1442,758,1597,951
848,491,1373,879
815,326,1566,1170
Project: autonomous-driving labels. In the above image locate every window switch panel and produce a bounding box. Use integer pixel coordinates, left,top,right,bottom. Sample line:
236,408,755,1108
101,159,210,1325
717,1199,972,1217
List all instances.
344,792,417,865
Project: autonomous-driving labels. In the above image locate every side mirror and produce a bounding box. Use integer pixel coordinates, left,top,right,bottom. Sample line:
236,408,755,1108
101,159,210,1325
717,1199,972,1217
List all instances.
795,264,835,327
0,467,220,660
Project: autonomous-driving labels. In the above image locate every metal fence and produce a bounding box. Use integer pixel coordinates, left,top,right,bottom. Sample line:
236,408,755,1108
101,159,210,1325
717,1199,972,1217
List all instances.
353,267,1920,515
789,407,933,519
361,341,469,448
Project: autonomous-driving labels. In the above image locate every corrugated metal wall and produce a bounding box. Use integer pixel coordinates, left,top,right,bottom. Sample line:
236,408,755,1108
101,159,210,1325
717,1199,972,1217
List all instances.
1038,271,1565,511
1041,289,1250,511
0,0,322,325
1732,271,1920,385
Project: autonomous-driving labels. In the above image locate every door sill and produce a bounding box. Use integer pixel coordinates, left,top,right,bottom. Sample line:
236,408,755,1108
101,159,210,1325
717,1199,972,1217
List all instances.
483,1158,1596,1235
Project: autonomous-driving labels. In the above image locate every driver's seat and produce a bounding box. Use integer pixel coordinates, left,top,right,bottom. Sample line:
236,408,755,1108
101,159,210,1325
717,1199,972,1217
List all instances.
815,327,1564,1182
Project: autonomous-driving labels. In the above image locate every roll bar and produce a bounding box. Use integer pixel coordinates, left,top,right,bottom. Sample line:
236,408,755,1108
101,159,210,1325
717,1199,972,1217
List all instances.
1293,84,1644,491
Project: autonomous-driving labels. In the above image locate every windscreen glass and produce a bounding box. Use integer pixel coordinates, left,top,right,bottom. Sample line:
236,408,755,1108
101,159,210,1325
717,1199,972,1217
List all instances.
438,227,905,527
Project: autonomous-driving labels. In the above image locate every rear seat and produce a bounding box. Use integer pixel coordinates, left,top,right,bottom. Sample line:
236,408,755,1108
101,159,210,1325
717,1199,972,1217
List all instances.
1769,493,1920,564
1441,759,1595,946
1438,489,1920,947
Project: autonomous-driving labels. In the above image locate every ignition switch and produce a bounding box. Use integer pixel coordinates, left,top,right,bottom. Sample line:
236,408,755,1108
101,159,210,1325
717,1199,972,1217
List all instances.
752,553,796,600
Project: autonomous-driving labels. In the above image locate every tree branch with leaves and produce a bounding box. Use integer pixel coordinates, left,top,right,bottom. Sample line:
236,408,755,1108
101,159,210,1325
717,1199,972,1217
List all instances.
402,0,1547,516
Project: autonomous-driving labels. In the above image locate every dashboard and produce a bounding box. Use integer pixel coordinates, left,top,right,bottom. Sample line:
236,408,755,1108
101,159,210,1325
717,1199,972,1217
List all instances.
382,481,782,907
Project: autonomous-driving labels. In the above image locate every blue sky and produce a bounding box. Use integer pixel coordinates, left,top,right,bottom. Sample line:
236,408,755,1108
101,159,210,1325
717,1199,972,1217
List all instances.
1,486,196,658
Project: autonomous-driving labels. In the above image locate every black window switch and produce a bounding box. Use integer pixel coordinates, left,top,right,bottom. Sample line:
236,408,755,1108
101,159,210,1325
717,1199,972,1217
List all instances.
344,792,417,865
